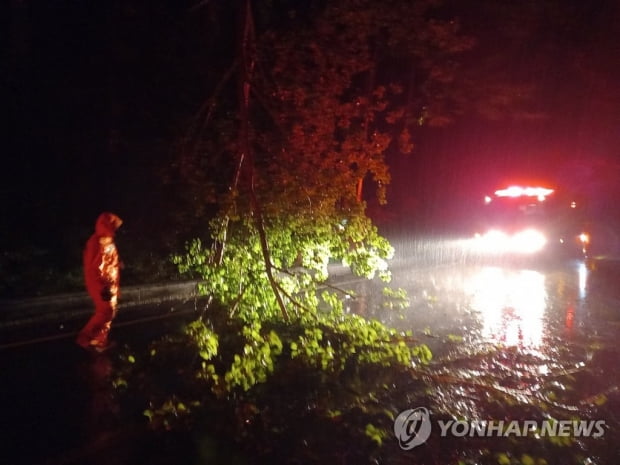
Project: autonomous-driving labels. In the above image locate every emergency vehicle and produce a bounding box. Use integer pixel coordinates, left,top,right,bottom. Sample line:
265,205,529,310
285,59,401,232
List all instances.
472,185,589,258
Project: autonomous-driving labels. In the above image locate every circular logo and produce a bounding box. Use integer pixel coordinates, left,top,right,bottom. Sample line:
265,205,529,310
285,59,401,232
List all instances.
393,407,432,450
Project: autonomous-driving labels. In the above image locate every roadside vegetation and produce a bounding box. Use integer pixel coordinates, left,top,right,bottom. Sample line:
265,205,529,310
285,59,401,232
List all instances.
108,2,616,464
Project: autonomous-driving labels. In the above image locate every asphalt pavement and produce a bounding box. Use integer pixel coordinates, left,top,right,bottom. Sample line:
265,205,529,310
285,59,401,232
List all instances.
1,255,619,464
1,292,203,465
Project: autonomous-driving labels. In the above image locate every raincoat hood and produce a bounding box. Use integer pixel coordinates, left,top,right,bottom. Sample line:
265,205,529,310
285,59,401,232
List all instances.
95,212,123,237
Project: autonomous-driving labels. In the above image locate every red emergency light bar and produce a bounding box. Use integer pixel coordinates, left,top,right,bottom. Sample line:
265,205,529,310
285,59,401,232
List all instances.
494,186,554,199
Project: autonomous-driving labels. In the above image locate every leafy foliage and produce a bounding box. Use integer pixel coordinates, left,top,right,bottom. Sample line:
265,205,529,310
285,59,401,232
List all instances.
172,214,394,321
173,0,478,226
153,0,463,448
170,0,478,323
119,1,577,462
119,314,431,462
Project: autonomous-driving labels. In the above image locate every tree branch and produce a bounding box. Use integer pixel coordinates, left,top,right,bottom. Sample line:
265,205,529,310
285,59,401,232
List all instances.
237,0,288,321
182,60,238,158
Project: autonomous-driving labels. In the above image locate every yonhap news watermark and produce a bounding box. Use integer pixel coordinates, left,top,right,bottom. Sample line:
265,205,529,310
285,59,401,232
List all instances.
393,407,607,450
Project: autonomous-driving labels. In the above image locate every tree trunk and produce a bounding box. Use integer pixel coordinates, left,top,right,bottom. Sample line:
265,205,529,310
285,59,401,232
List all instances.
237,0,289,320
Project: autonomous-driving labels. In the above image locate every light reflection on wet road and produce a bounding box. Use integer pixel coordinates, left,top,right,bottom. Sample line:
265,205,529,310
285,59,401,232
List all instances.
345,239,620,461
353,240,620,359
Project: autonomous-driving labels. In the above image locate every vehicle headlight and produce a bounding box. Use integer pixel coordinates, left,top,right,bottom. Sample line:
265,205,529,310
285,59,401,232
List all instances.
473,229,547,254
512,229,547,253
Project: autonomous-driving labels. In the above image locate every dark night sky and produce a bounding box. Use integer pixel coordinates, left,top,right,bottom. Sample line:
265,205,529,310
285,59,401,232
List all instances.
5,0,620,274
6,1,212,250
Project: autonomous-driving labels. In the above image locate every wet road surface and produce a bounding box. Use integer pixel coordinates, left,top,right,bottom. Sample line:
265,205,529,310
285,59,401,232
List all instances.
350,238,620,462
2,239,620,464
1,301,202,465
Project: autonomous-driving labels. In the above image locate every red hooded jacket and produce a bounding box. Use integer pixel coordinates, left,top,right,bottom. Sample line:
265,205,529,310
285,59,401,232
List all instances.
83,213,123,299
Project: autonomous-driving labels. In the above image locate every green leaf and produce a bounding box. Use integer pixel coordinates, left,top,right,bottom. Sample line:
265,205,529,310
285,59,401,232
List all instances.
497,453,511,465
364,423,386,447
520,454,535,465
199,350,213,361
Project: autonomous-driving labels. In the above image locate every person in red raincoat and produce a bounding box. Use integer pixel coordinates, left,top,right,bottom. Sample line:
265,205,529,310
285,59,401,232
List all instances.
76,212,123,351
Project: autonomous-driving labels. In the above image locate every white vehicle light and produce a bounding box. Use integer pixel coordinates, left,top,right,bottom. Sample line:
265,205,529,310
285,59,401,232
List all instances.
473,229,547,254
512,229,547,253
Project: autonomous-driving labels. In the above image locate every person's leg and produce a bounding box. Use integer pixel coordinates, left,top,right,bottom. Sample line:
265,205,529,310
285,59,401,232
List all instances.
77,298,116,348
